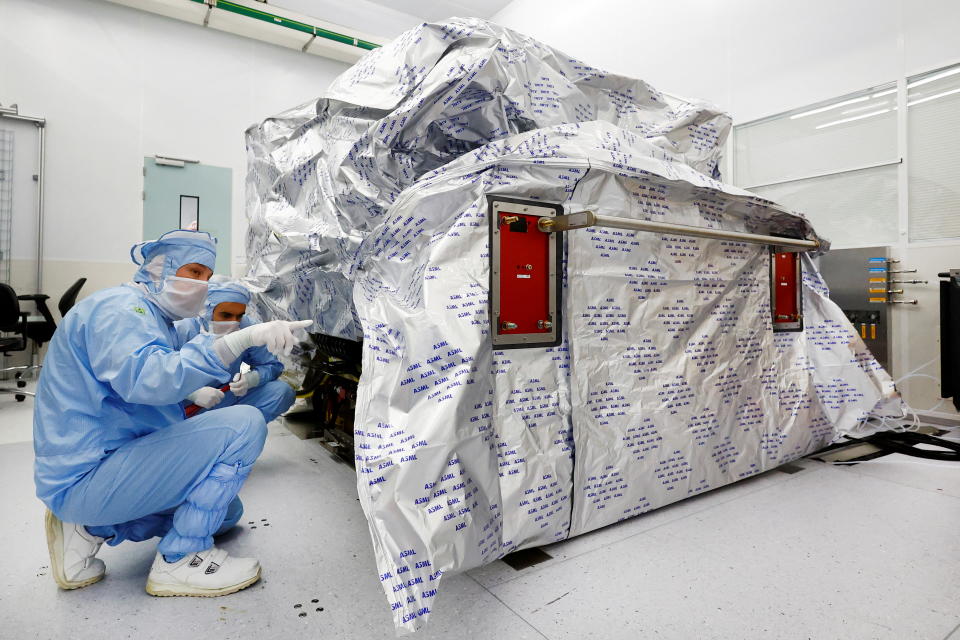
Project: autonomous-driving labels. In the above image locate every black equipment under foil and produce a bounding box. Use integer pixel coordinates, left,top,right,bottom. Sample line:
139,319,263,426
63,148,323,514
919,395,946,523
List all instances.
940,269,960,411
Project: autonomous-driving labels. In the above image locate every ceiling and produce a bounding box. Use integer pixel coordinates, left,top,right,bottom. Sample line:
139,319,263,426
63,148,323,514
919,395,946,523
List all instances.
361,0,515,21
269,0,515,26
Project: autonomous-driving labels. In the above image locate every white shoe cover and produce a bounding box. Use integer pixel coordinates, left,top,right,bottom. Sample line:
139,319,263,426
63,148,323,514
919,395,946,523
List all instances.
146,546,260,597
44,509,106,590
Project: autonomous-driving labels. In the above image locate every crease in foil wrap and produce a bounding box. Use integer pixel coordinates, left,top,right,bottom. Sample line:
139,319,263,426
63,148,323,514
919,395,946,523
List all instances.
244,18,902,634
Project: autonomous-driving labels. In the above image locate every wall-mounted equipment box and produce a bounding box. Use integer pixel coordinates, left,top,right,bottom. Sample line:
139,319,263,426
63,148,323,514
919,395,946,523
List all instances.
818,246,892,370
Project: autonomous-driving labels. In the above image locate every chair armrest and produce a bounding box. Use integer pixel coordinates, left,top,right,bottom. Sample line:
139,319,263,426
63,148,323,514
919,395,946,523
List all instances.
17,294,55,326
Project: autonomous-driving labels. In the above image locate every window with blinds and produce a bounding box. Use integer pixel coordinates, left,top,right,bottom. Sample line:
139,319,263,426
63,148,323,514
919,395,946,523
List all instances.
733,84,900,248
750,165,899,248
908,64,960,242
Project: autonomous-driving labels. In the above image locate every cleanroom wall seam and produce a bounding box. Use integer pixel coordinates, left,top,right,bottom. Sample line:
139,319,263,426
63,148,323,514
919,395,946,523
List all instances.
894,74,909,385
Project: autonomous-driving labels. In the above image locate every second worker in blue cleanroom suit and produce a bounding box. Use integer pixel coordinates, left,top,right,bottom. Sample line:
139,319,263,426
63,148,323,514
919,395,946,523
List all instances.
33,230,310,597
174,279,296,423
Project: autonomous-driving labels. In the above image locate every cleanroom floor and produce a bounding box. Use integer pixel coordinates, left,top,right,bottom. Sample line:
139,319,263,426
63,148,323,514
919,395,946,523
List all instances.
1,386,959,640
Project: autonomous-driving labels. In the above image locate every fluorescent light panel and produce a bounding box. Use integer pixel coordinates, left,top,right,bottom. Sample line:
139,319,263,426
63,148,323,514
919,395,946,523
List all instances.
841,100,889,115
907,66,960,89
907,87,960,107
815,108,891,130
789,96,869,119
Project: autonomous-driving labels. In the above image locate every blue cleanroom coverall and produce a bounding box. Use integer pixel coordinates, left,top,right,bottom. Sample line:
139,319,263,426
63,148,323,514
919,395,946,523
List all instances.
173,283,295,423
33,231,265,558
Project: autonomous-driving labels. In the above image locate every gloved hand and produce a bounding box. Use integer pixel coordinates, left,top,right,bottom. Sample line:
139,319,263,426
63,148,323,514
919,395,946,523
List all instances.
187,386,225,409
219,319,312,359
229,371,261,398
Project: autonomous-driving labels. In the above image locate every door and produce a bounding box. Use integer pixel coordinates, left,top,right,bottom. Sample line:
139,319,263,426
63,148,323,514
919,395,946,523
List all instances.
142,157,232,274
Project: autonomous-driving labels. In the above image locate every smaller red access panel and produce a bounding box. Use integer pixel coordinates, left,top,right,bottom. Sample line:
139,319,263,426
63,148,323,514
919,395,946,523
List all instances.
771,251,802,331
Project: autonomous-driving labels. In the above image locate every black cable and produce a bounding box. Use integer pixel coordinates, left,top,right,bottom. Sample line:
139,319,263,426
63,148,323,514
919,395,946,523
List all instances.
866,430,960,462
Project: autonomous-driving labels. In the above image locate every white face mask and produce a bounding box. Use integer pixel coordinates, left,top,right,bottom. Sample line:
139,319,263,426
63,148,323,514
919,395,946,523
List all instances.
209,320,241,336
154,275,209,320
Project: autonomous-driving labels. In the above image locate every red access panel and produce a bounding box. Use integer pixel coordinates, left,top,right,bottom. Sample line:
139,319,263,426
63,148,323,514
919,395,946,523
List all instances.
488,196,562,348
770,251,803,332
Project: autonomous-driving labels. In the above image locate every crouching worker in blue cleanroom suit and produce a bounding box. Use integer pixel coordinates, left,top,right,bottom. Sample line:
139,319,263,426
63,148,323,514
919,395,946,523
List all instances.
32,230,311,597
174,279,296,423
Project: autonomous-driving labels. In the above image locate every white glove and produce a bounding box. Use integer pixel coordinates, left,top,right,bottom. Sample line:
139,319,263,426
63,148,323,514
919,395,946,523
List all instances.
229,371,260,397
187,386,225,409
219,319,312,359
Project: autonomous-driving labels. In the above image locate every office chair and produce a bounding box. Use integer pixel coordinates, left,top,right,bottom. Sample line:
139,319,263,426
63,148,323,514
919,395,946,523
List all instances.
19,277,87,349
0,282,34,402
1,278,86,401
58,277,87,317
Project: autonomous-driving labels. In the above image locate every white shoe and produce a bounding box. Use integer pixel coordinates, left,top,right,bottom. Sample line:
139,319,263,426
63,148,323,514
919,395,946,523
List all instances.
146,546,261,597
44,509,106,590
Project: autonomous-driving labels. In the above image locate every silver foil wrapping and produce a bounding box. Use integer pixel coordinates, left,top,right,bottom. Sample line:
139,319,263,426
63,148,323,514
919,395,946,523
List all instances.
244,18,901,634
244,17,731,340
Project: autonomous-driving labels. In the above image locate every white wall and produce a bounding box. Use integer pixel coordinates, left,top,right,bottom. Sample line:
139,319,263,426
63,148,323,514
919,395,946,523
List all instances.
269,0,427,39
493,0,960,418
493,0,960,123
0,0,355,305
5,0,959,413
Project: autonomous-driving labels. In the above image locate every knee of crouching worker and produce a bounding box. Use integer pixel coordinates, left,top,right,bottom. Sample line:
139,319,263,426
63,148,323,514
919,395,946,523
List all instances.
222,404,268,448
275,381,296,410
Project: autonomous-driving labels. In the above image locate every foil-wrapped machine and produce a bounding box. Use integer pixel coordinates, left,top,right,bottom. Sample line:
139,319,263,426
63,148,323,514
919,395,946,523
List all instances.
244,18,900,633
